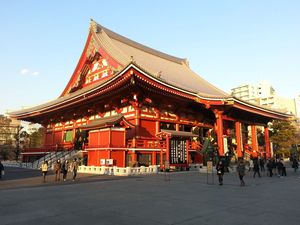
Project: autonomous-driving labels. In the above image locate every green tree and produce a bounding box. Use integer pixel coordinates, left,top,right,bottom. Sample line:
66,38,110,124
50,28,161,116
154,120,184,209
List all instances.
0,115,12,144
0,144,12,160
29,127,44,148
269,120,297,157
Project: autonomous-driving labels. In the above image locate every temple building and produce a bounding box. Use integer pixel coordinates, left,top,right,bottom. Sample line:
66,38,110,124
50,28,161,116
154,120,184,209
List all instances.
9,20,290,168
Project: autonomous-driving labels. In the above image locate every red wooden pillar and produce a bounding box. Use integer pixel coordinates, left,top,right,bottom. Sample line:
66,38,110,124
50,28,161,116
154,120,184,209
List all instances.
135,107,140,136
52,124,55,150
152,151,156,165
251,125,258,158
131,151,137,163
264,126,271,159
160,148,163,167
155,109,160,134
235,121,243,158
215,111,224,156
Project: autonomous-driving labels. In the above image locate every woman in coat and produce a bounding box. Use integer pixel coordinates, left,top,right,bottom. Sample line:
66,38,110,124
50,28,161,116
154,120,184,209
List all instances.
216,160,225,185
41,161,48,182
237,159,246,186
61,160,69,181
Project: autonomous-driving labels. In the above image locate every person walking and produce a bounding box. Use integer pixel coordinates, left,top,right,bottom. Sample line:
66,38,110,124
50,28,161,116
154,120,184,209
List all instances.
54,159,61,181
277,159,284,177
248,159,254,172
253,159,261,178
237,159,246,186
41,160,49,182
61,160,69,181
259,157,265,172
292,158,299,173
216,160,225,185
0,161,5,180
70,158,79,181
266,159,273,177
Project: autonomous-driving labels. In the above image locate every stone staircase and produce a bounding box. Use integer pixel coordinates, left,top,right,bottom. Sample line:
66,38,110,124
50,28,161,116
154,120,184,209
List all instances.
32,150,78,169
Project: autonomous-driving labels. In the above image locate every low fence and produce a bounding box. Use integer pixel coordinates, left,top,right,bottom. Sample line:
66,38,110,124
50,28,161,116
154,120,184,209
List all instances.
77,165,159,176
3,161,230,176
77,164,207,176
2,161,34,169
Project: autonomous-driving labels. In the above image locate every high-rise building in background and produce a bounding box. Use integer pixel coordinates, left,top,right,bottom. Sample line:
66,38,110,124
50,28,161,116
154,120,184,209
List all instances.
231,81,298,116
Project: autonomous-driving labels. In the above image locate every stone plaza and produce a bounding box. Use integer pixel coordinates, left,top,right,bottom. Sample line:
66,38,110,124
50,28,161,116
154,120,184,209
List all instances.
0,167,299,225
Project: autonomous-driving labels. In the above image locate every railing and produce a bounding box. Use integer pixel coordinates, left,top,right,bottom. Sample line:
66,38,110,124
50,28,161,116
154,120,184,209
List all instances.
81,139,201,151
21,148,50,153
126,139,202,151
22,143,74,154
32,149,78,169
127,139,166,149
44,142,74,151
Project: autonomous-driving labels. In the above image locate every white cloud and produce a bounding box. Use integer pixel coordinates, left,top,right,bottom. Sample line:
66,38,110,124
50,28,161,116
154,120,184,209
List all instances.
19,68,40,76
20,68,29,75
32,71,39,76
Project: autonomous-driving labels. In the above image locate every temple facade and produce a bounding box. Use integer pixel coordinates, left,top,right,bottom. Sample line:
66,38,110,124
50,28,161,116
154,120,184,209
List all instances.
9,20,290,168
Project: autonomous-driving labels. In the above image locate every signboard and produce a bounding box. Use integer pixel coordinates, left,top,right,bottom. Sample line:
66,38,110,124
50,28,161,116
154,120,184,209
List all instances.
207,161,213,173
223,137,228,153
106,159,113,166
170,139,186,164
206,160,214,184
100,159,106,166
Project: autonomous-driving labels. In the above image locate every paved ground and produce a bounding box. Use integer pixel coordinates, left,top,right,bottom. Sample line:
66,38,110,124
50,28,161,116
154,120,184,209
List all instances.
1,166,300,225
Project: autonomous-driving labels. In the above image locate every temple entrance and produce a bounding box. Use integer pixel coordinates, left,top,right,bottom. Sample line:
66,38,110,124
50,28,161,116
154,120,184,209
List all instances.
74,129,89,150
137,153,152,166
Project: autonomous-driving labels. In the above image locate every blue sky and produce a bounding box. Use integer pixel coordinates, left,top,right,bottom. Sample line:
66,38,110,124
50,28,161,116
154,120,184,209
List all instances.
0,0,299,114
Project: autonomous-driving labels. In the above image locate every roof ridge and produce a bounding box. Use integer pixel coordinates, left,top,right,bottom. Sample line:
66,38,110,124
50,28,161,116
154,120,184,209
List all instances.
91,20,187,65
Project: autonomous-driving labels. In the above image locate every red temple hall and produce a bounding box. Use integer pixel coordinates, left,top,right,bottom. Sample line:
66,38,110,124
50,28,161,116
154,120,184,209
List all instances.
9,20,290,168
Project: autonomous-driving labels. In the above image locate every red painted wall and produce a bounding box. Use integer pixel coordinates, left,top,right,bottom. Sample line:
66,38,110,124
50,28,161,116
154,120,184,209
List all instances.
89,131,99,147
88,150,108,166
111,130,125,147
140,120,156,138
99,130,110,146
54,131,62,144
111,150,125,167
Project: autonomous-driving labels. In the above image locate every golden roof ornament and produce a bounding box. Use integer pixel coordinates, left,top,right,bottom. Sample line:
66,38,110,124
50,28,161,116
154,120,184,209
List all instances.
90,19,99,33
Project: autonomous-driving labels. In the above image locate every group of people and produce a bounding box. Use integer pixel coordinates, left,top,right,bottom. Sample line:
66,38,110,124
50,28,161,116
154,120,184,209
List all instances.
216,157,299,187
216,159,246,186
41,158,79,183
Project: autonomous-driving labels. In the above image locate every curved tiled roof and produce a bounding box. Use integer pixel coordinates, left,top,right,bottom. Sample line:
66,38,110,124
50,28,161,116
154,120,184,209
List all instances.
9,20,290,121
92,21,229,98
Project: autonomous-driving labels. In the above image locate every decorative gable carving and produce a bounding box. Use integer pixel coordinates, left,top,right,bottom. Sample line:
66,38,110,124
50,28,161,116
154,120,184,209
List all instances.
84,52,114,85
69,51,119,94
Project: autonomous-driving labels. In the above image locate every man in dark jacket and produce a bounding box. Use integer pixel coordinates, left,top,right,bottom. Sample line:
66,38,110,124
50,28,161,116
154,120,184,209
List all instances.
253,159,261,178
0,161,4,179
54,160,62,181
266,160,273,177
216,160,225,185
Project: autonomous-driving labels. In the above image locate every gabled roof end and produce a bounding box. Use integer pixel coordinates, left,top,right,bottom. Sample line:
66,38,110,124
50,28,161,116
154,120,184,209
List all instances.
90,19,100,33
